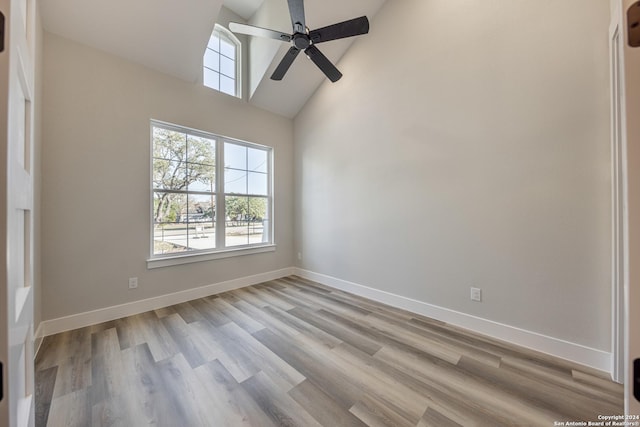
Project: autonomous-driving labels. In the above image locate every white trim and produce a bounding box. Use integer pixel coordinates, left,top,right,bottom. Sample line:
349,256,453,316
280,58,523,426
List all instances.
33,324,44,357
147,244,276,269
294,268,613,374
36,267,294,338
609,3,628,385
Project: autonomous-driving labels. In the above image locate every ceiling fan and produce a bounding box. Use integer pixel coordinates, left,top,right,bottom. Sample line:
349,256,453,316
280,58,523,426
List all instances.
228,0,370,83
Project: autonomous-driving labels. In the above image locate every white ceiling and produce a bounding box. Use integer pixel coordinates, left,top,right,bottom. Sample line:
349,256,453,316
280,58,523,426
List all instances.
40,0,386,118
40,0,223,83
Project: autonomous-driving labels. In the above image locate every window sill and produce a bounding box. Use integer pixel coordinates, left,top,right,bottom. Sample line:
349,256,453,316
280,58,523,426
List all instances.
147,244,276,269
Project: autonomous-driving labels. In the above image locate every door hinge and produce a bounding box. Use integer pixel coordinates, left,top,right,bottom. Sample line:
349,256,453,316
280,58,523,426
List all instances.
635,359,640,402
0,12,5,53
629,1,640,48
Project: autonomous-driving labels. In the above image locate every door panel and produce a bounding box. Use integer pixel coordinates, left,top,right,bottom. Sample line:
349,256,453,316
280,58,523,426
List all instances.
613,0,640,417
624,0,640,417
0,0,35,425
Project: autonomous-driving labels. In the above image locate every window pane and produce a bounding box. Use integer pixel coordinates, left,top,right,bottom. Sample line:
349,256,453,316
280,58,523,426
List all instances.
223,196,268,247
248,197,268,244
187,194,215,223
225,196,249,247
225,143,246,170
187,135,215,166
154,223,189,255
187,158,216,193
225,168,247,194
220,37,236,60
248,148,267,173
153,192,188,254
153,127,186,161
220,75,236,96
186,194,215,250
187,166,215,192
153,160,186,190
204,68,220,90
220,56,235,78
208,33,220,52
153,191,185,224
203,48,219,72
248,172,267,196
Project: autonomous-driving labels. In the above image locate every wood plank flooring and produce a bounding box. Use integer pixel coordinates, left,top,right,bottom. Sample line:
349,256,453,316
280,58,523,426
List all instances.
35,276,623,426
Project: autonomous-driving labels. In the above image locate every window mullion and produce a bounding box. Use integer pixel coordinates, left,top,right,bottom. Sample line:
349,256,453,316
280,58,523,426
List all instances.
184,133,190,251
216,141,225,249
245,147,249,246
268,151,273,244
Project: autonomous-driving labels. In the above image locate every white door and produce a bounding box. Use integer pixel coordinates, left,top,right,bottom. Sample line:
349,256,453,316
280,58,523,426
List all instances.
624,0,640,417
612,0,640,417
0,0,36,425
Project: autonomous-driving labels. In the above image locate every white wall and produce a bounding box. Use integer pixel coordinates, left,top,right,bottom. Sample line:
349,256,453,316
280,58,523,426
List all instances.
41,32,294,321
294,0,612,352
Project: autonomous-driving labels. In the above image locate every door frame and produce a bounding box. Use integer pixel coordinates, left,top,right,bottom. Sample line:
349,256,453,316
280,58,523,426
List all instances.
623,0,640,415
612,0,640,415
610,0,628,386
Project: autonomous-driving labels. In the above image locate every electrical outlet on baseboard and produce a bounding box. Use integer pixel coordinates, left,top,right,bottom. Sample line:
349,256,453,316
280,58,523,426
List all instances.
129,277,138,289
470,287,482,302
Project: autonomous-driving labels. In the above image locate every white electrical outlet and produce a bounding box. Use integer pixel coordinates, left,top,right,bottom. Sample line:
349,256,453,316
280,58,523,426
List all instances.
470,287,482,302
297,252,302,261
129,277,138,289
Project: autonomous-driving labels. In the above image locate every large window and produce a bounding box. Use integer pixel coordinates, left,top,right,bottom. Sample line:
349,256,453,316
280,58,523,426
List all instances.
204,24,240,97
151,121,272,265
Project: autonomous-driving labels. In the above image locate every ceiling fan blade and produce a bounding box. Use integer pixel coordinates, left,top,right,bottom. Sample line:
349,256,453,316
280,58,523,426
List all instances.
287,0,306,33
229,22,291,42
305,45,342,82
271,47,301,80
309,16,370,44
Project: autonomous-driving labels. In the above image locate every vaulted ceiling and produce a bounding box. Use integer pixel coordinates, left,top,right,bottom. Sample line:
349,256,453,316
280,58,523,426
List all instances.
40,0,386,118
40,0,223,83
225,0,265,20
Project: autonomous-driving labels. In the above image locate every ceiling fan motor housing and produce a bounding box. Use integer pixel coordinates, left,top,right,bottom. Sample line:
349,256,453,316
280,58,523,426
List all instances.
293,33,311,50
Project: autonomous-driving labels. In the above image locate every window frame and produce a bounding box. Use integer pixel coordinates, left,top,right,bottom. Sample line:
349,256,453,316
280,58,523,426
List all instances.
148,120,275,269
203,24,242,98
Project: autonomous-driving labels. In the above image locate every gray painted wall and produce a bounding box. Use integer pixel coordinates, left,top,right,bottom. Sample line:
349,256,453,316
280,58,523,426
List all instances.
294,0,612,351
39,0,614,357
41,33,294,320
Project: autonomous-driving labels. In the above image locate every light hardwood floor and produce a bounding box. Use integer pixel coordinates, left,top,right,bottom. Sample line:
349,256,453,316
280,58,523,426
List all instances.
35,276,623,426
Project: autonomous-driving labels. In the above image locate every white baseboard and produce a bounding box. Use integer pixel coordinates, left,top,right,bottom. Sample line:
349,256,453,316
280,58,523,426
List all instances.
35,265,612,376
36,267,295,338
294,268,612,375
